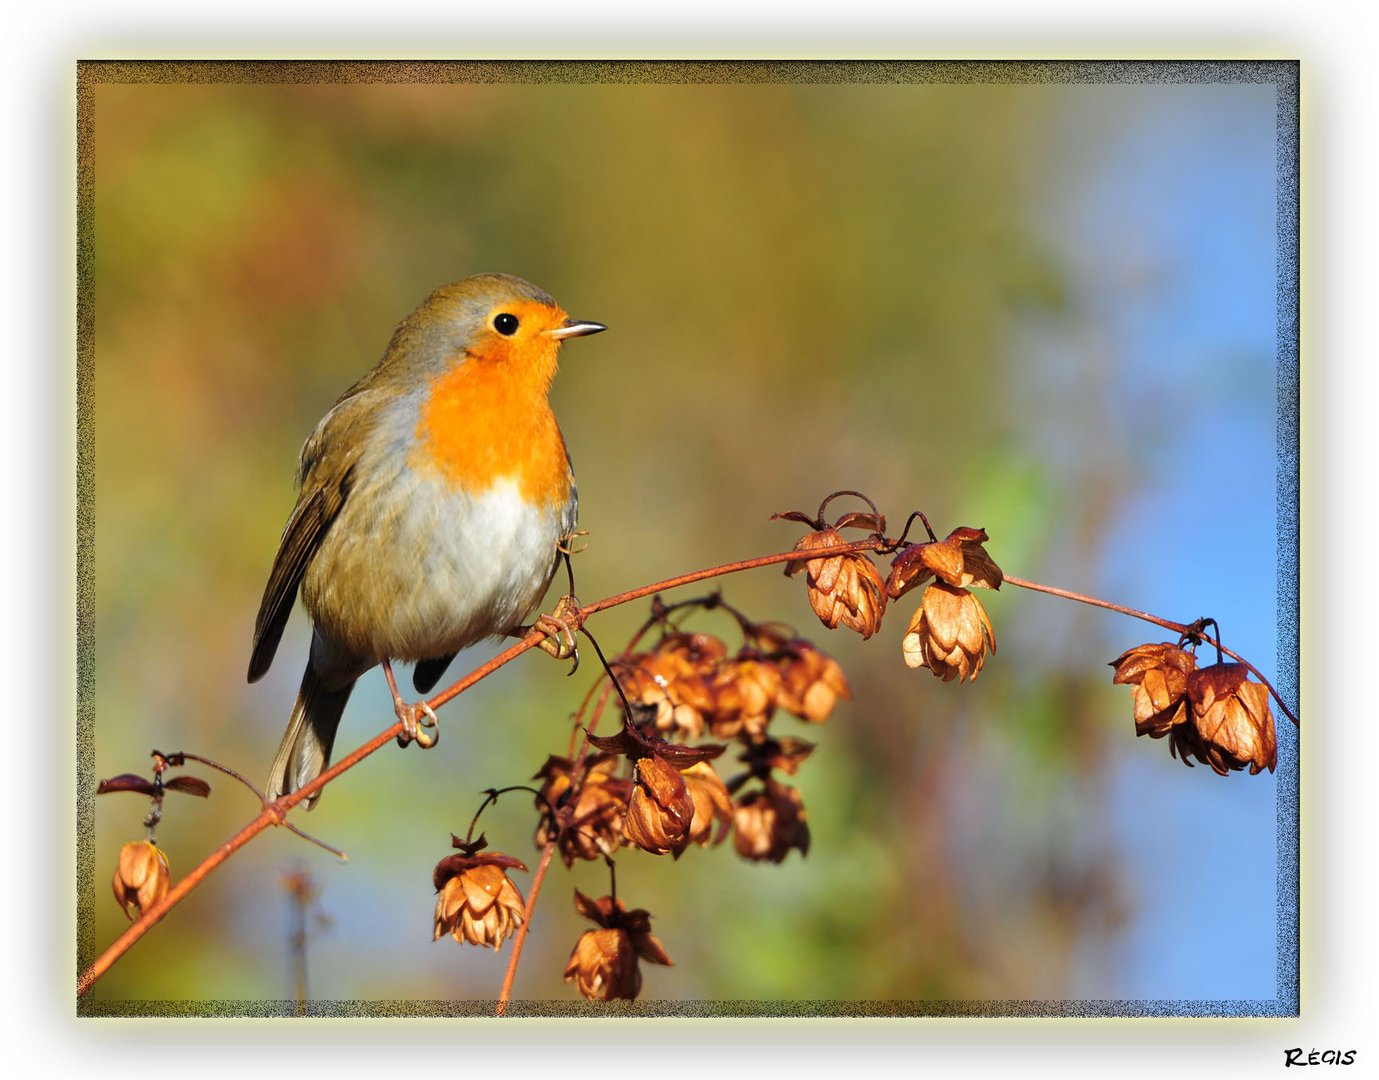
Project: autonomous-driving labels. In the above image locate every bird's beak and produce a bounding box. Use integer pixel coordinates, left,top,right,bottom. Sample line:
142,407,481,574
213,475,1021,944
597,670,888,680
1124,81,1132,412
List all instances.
544,319,608,340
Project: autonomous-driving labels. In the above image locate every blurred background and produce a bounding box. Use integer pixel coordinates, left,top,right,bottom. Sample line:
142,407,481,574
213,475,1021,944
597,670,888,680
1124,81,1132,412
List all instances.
83,70,1293,1010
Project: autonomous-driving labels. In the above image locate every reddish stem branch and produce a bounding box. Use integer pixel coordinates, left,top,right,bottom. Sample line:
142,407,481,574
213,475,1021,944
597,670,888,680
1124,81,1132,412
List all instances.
578,540,879,619
498,670,617,1012
495,840,556,1016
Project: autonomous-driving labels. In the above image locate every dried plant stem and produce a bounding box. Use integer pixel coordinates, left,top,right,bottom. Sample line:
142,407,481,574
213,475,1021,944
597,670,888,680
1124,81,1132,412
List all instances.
495,840,556,1016
1005,574,1299,727
500,667,620,1012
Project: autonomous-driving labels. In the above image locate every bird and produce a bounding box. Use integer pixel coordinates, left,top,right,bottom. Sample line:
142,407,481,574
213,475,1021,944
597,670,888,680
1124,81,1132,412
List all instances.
248,273,606,806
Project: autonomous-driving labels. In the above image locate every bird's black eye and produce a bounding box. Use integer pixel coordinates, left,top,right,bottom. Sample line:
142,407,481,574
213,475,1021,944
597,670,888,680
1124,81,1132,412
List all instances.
493,312,519,336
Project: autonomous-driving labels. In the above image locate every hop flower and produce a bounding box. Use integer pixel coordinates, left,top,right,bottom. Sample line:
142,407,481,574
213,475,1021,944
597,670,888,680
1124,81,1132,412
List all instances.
112,840,170,921
563,891,672,1001
1109,642,1198,738
732,779,810,864
1175,663,1278,776
534,754,630,866
655,630,729,676
886,526,1003,599
763,632,851,723
708,657,782,740
739,735,816,778
615,632,729,741
901,582,996,682
586,716,726,858
681,760,733,847
432,845,528,949
784,527,887,639
623,753,696,857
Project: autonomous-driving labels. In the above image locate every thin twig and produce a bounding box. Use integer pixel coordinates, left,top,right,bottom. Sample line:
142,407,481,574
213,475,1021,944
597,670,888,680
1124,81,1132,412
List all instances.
579,540,883,621
1005,574,1299,727
173,751,261,799
496,650,622,1014
494,840,556,1016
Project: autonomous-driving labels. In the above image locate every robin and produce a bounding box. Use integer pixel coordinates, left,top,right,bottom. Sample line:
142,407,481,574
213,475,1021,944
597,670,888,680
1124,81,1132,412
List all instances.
248,273,606,805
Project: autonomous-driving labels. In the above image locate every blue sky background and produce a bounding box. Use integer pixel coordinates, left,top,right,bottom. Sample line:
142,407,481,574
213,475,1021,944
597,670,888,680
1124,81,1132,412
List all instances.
1032,84,1288,1000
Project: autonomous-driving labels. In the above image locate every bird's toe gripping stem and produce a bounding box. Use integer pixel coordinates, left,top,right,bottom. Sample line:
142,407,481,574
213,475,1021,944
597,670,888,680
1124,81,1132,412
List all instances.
383,660,440,750
531,595,584,671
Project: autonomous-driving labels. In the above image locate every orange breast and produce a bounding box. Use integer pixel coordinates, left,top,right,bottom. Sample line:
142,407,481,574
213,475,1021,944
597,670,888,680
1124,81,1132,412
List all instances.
410,342,572,510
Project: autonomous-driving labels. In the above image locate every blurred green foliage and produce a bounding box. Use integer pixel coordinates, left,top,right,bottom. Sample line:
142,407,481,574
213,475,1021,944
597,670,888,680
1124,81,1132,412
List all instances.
87,75,1140,1008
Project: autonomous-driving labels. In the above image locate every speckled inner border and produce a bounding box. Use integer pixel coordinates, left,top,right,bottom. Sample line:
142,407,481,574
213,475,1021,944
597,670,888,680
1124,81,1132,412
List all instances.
74,58,1301,1020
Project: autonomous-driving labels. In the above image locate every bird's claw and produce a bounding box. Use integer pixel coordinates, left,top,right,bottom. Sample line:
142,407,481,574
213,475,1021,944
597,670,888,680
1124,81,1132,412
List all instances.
394,698,440,750
557,530,590,557
531,595,584,672
382,658,440,750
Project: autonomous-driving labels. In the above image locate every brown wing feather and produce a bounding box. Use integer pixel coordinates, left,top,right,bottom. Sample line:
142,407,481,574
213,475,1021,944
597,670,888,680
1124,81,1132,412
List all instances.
247,388,381,683
247,482,346,682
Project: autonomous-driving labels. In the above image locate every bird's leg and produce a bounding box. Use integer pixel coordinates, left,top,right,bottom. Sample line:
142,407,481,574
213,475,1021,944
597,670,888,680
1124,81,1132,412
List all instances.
516,594,584,671
383,659,439,749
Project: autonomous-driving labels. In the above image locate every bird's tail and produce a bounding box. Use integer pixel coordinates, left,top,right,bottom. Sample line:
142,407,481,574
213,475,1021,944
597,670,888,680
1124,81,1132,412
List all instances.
266,664,356,809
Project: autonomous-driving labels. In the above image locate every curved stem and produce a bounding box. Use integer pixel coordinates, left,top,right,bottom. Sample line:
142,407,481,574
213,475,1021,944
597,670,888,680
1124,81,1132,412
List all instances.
496,661,622,1015
464,786,548,845
886,510,937,551
579,539,883,620
817,488,880,524
173,751,263,801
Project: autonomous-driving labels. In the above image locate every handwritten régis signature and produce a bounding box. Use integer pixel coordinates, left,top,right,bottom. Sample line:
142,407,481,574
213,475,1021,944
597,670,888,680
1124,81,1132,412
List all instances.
1285,1050,1358,1067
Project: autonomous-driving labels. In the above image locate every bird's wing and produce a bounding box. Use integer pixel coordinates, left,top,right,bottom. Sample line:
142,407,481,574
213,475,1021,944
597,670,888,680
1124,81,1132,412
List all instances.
246,390,379,683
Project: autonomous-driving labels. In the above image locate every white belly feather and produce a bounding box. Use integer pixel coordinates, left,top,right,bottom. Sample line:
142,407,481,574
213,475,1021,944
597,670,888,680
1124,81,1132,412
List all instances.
302,468,566,667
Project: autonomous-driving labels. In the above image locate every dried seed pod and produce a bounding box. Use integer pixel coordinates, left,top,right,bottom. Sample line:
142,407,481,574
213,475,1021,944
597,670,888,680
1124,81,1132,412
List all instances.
765,634,851,724
563,891,672,1001
1176,663,1277,776
111,840,170,921
731,779,810,864
534,754,630,866
624,753,696,857
785,527,887,639
901,582,996,683
1110,642,1198,738
887,527,1003,599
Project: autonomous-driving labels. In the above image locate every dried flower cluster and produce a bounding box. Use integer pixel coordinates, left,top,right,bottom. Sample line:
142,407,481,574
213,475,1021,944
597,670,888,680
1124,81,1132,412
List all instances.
777,502,1003,685
598,619,847,864
1110,645,1276,775
524,600,855,1000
